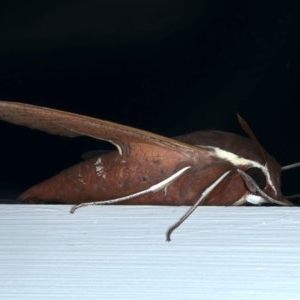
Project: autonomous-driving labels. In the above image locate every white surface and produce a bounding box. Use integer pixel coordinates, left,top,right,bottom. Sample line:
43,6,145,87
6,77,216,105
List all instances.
0,205,300,299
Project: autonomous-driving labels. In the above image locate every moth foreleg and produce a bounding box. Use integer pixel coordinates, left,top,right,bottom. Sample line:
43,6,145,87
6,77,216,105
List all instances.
237,169,292,206
70,166,191,213
166,170,231,242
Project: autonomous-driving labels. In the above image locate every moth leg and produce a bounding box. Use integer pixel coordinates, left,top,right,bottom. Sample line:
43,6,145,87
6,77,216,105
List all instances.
70,166,191,213
232,197,247,206
237,169,292,206
166,170,231,242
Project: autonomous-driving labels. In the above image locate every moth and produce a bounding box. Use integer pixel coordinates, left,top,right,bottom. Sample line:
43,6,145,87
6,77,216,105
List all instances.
0,101,295,241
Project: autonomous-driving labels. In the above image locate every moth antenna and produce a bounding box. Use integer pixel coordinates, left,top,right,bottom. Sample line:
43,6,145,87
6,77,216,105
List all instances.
285,193,300,200
70,166,191,213
281,162,300,199
237,169,293,206
165,170,231,242
237,114,267,164
282,162,300,171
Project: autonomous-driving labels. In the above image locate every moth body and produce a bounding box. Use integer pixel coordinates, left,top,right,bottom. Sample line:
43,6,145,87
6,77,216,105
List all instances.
18,132,289,207
20,147,194,205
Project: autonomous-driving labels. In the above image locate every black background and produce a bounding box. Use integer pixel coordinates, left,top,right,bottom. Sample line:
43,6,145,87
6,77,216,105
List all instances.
0,0,299,201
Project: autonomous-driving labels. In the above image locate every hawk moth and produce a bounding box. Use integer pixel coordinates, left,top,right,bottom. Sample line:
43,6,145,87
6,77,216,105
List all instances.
0,101,294,240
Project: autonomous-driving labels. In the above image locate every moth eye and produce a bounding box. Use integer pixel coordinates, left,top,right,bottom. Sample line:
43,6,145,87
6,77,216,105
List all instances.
245,167,267,189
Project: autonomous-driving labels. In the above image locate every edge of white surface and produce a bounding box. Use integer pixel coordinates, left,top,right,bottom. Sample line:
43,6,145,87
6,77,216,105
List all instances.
0,205,300,300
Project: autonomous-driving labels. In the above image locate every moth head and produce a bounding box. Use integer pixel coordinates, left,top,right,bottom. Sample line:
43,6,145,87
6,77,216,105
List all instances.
190,116,292,206
201,145,290,206
234,160,289,206
232,115,291,206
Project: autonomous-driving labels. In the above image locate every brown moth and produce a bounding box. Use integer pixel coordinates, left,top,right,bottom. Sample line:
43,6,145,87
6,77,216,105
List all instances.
0,101,293,240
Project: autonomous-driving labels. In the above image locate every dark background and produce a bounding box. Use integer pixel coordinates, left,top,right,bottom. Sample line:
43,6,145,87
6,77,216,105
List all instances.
0,0,299,201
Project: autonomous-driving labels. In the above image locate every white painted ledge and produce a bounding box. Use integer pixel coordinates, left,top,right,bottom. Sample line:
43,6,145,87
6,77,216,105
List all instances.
0,205,300,299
